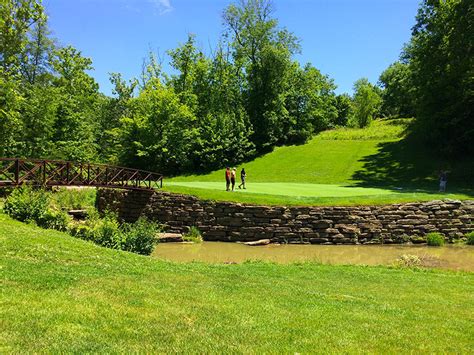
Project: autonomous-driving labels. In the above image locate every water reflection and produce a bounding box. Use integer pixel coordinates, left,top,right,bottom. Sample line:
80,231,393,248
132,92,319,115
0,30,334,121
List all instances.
152,242,474,271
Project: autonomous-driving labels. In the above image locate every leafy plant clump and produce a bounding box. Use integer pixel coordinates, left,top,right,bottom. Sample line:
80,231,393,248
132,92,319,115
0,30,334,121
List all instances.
69,212,159,255
182,226,203,243
50,187,96,210
426,232,445,246
3,186,50,223
121,217,159,255
4,187,159,255
466,232,474,245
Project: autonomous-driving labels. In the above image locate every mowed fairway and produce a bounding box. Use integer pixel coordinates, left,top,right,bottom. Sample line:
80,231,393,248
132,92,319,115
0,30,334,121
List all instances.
167,120,474,205
167,182,394,197
2,212,474,353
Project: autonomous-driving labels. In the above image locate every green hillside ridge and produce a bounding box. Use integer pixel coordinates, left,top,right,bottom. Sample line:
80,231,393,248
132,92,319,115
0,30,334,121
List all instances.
166,119,474,205
1,211,473,353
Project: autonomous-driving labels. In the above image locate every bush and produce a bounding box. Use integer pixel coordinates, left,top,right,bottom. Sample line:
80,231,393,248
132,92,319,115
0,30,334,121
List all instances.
183,226,203,243
69,223,93,240
38,209,71,232
466,232,474,245
3,186,50,223
69,212,159,255
122,217,159,255
50,187,96,210
426,232,445,246
90,212,122,249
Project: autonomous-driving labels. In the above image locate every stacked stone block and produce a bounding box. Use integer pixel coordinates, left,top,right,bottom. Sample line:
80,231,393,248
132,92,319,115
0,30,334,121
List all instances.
97,189,473,245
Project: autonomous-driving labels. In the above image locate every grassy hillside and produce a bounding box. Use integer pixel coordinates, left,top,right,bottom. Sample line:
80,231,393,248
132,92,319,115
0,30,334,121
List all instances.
1,212,473,352
166,119,474,205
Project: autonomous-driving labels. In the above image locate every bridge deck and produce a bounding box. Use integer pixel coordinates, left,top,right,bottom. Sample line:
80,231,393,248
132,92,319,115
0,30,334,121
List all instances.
0,158,163,190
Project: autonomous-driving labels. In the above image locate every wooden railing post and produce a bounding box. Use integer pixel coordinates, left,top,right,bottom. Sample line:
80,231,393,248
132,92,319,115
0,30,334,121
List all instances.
14,159,19,185
66,162,70,184
43,160,46,186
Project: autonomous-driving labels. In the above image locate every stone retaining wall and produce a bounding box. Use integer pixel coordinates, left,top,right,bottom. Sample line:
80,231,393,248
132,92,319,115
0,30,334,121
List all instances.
97,189,474,244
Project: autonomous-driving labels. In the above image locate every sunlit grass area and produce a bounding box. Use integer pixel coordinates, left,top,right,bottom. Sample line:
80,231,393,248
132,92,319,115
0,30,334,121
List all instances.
163,183,472,206
1,211,473,353
166,119,474,205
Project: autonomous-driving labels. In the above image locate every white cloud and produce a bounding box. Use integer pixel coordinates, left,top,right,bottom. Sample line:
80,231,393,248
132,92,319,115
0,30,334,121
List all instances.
149,0,173,15
120,0,173,15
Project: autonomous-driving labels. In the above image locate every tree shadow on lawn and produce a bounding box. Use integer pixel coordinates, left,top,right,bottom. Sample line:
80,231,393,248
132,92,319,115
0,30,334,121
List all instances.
350,136,474,196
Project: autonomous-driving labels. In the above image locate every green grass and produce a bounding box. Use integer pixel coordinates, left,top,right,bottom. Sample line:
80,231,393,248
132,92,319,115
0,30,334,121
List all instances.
2,212,473,352
166,119,474,205
163,182,474,206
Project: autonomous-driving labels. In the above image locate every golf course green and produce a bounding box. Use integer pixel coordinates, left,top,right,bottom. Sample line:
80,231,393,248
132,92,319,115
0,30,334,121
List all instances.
166,119,474,205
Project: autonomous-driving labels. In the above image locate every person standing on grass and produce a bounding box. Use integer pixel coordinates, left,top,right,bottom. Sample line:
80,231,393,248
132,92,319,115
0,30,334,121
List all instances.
231,168,237,191
439,170,448,192
225,167,231,191
238,168,246,189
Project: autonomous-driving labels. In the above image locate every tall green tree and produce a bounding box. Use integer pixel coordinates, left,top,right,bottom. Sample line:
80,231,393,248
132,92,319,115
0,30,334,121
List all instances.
404,0,473,156
223,0,300,152
50,46,101,161
119,78,199,174
285,63,337,143
351,78,382,128
0,0,44,157
378,61,415,118
334,93,352,126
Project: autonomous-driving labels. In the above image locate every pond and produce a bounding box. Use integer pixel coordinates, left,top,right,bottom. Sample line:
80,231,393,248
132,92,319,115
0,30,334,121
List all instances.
152,242,474,271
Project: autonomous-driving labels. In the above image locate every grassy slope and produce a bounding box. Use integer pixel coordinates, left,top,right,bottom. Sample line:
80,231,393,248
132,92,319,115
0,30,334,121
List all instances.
166,119,474,205
2,212,473,353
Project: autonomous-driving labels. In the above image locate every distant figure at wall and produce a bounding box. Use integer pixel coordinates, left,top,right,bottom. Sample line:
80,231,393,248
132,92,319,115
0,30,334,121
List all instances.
225,167,231,191
439,170,448,192
238,168,246,189
231,168,237,191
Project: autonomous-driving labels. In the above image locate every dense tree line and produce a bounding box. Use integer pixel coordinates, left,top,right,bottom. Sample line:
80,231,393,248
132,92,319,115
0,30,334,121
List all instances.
1,0,471,176
379,0,472,156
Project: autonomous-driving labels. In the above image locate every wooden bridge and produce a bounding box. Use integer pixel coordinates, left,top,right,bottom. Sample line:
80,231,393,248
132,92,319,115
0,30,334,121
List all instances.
0,158,163,190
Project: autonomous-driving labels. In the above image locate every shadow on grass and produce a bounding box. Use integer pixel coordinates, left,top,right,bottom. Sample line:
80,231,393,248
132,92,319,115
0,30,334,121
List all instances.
350,135,474,196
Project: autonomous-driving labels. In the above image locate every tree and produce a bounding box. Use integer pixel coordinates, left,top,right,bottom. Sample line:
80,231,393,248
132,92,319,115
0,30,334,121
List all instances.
378,61,415,118
0,0,45,157
351,78,382,128
0,0,44,74
284,63,337,143
403,0,473,156
50,46,101,161
119,79,199,174
223,0,300,152
334,93,352,126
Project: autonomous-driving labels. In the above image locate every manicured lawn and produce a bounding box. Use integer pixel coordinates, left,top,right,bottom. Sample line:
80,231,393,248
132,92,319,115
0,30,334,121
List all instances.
167,119,474,205
2,212,473,353
164,182,473,206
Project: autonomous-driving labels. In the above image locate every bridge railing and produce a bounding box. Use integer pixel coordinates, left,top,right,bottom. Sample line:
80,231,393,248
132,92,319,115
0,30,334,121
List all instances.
0,158,163,190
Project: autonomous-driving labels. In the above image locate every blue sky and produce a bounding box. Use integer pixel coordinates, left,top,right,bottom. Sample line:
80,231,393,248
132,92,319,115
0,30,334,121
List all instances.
43,0,420,95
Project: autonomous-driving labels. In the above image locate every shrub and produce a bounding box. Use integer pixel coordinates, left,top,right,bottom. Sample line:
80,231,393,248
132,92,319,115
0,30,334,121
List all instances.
3,186,50,223
122,217,159,255
50,187,96,210
69,223,94,240
183,226,203,243
38,209,71,232
466,232,474,245
90,213,122,249
426,232,445,246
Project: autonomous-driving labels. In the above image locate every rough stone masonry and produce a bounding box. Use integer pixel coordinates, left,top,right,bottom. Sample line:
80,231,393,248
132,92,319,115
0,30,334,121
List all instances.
97,189,474,245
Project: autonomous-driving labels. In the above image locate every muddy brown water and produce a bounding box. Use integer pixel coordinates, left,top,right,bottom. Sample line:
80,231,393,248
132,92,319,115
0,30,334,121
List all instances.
152,242,474,271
